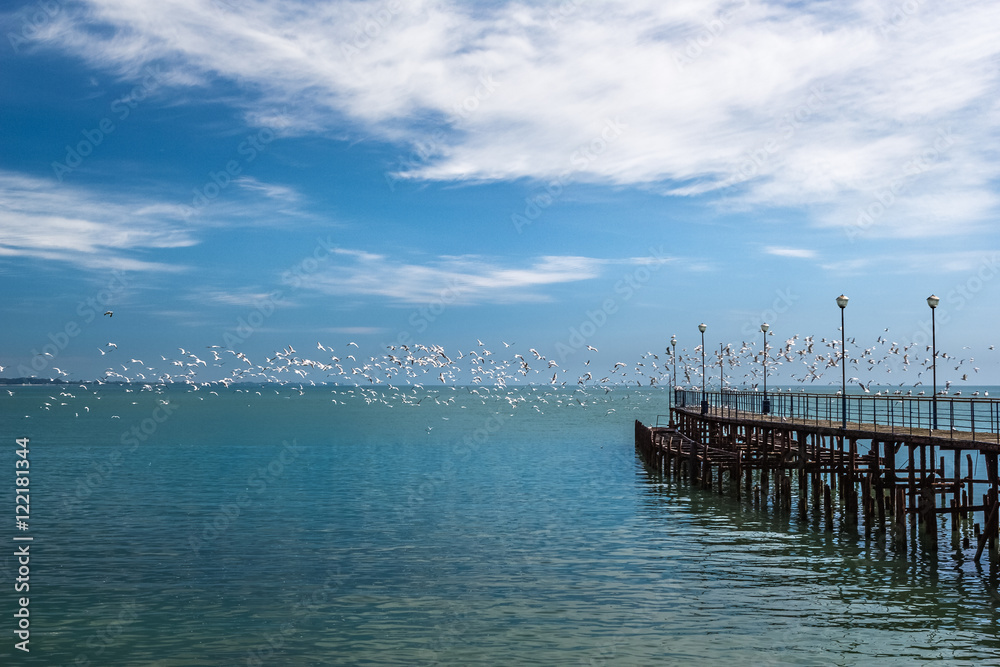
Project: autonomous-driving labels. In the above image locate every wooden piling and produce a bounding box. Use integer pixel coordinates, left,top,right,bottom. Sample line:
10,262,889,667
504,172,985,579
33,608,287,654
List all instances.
637,391,1000,571
824,483,833,532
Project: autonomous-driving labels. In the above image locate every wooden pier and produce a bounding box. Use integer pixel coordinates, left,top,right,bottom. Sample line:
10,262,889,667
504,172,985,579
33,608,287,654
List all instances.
635,389,1000,563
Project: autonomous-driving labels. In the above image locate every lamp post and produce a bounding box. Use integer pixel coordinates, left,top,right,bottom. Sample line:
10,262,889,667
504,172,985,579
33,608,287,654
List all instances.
761,323,770,414
836,294,849,429
699,323,708,414
928,294,940,430
720,343,724,394
671,335,677,408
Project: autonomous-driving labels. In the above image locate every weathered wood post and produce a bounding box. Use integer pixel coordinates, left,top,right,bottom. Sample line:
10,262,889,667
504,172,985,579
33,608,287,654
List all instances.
824,483,833,532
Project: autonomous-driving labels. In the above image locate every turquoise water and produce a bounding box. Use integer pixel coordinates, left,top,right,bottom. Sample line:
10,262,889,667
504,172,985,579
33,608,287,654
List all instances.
2,384,1000,665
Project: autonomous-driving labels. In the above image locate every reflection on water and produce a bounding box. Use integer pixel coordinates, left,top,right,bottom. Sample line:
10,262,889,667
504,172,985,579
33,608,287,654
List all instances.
637,471,1000,662
0,385,998,665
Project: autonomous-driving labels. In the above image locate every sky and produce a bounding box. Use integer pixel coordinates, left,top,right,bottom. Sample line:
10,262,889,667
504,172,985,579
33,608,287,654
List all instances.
2,0,1000,388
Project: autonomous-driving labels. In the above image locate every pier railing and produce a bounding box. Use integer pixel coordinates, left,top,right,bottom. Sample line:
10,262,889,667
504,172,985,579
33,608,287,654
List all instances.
674,389,1000,443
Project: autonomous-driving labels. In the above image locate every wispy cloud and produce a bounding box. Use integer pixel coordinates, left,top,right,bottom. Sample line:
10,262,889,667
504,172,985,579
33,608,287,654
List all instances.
190,288,282,307
820,250,1000,275
319,326,387,335
35,0,1000,239
0,169,317,272
235,176,300,202
765,246,816,259
304,251,608,304
0,170,194,271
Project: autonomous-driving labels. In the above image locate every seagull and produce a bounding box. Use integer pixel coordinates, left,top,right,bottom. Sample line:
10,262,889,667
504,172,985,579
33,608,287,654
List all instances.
586,345,598,352
104,311,113,317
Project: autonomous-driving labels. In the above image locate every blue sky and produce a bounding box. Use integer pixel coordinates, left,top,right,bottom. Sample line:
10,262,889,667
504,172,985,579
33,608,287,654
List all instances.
2,0,999,388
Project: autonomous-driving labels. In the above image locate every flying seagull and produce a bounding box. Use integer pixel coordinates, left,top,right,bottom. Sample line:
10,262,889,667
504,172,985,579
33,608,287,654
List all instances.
104,311,113,317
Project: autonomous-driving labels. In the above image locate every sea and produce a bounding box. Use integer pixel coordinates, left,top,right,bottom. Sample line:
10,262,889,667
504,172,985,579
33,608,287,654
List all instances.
2,383,999,665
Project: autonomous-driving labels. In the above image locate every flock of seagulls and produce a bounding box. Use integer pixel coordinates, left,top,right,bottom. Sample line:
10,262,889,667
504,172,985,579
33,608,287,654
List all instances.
5,325,999,429
6,325,996,397
15,378,669,425
673,331,993,397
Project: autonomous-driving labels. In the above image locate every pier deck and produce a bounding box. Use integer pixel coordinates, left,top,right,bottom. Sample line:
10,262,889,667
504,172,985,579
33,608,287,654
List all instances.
635,389,1000,564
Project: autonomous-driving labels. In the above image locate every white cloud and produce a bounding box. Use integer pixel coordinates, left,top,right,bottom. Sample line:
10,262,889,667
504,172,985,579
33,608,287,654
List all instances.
192,289,281,307
319,326,387,335
304,250,608,304
36,0,1000,238
0,168,317,272
235,177,300,202
764,246,816,259
820,250,1000,275
0,170,195,271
